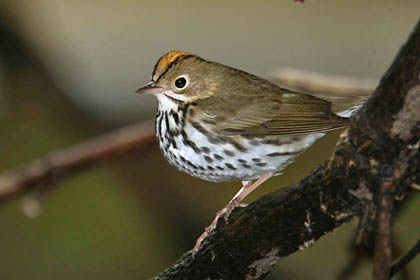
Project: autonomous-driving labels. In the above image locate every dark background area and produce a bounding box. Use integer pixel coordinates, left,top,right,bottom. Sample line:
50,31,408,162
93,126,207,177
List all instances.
0,1,419,279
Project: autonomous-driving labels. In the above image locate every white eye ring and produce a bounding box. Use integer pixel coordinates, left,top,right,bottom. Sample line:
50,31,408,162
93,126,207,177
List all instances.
174,75,189,89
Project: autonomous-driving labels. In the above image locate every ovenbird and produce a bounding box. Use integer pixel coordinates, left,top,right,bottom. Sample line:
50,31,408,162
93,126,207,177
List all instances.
137,50,365,250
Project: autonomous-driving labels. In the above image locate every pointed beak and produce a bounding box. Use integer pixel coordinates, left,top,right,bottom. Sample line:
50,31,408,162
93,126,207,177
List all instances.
136,82,165,94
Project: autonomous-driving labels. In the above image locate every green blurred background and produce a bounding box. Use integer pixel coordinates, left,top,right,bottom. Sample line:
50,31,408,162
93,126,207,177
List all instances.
0,1,419,279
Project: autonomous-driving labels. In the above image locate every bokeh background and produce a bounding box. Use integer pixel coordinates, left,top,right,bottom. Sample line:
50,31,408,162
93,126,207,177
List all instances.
1,1,419,279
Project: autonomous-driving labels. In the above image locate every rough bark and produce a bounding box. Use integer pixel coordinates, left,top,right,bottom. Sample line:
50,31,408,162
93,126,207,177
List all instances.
149,18,420,280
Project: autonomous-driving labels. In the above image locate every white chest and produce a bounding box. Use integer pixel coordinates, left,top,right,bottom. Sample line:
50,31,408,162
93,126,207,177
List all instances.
155,96,324,182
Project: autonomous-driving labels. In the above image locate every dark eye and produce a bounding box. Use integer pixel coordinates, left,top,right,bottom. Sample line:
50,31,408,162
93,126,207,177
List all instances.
175,77,187,89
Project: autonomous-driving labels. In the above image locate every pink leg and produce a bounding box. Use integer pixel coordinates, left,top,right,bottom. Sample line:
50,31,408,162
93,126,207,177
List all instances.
193,172,274,251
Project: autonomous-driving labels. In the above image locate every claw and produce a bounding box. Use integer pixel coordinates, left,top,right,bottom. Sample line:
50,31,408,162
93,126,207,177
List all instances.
193,203,236,251
192,172,275,251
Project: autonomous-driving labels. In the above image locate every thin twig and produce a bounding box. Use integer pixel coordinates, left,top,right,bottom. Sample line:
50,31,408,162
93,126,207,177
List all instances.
374,178,395,280
390,240,420,279
335,235,412,280
272,68,376,97
0,122,155,203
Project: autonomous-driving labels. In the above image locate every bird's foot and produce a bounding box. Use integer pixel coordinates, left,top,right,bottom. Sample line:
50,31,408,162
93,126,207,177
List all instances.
193,199,241,251
192,173,274,252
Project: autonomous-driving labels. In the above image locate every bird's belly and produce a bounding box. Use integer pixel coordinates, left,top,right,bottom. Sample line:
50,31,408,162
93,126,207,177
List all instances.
157,116,324,182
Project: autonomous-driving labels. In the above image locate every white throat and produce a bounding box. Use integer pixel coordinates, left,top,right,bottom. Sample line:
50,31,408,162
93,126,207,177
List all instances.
155,94,179,111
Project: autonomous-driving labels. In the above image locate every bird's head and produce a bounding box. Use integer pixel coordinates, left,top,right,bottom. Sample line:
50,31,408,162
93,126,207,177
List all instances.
137,50,220,102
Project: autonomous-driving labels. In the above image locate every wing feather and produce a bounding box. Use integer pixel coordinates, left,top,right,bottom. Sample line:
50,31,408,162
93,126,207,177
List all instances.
196,88,348,136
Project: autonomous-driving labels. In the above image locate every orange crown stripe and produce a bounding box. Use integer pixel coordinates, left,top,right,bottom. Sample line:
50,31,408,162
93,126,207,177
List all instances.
160,50,193,67
152,50,196,80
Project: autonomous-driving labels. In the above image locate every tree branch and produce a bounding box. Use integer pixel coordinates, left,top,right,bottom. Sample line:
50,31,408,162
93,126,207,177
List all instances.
0,122,155,203
149,18,420,280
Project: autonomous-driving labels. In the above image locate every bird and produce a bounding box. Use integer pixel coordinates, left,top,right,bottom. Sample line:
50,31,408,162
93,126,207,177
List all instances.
136,50,366,250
